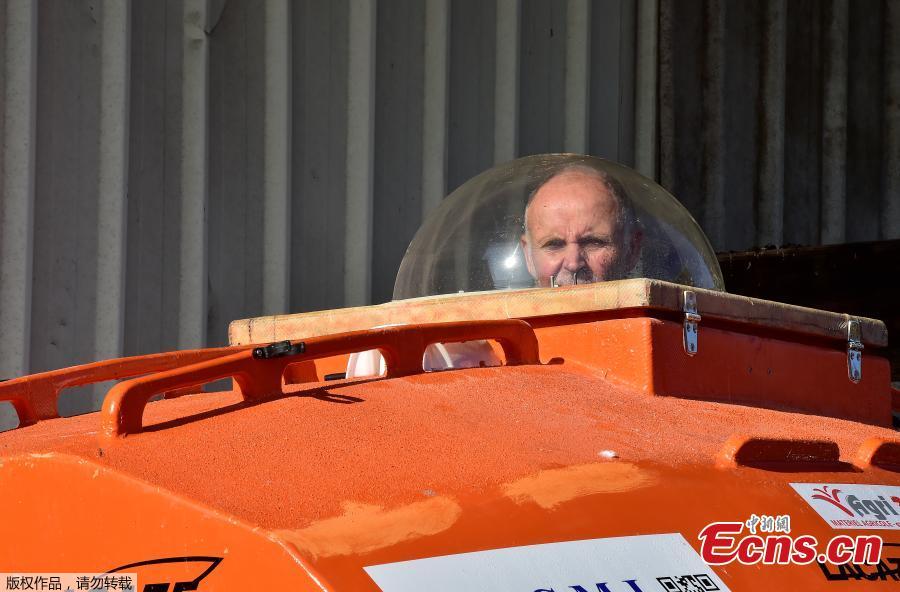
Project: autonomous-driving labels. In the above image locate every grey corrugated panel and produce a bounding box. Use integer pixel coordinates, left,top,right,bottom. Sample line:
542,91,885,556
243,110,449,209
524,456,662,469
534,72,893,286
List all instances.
846,2,885,243
94,0,130,366
372,0,425,304
291,0,350,313
207,0,265,348
660,0,895,252
30,0,102,415
885,0,900,239
0,0,5,248
700,0,725,248
261,0,293,314
177,0,209,349
124,0,183,358
344,0,375,308
757,0,786,247
657,0,674,191
447,0,499,293
448,0,497,193
422,0,449,219
783,0,823,246
0,0,36,382
660,0,705,218
30,0,102,377
261,0,292,315
720,0,761,251
493,0,520,164
820,0,849,245
91,0,130,407
518,0,566,156
634,0,655,177
564,0,590,154
589,0,635,164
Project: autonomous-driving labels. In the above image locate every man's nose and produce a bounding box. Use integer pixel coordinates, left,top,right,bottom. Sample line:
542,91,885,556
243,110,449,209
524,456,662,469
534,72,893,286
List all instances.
561,244,585,271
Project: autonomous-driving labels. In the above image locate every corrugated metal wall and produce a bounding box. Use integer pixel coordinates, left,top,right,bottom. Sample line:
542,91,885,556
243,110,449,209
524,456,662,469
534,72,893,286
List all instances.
659,0,900,250
1,0,898,423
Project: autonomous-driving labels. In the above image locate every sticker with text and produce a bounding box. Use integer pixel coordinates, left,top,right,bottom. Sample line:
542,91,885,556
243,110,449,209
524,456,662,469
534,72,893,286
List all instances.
791,483,900,529
366,533,730,592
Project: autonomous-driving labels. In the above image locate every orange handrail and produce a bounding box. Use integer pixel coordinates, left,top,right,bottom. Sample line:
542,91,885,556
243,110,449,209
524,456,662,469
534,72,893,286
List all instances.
0,346,247,427
100,319,540,438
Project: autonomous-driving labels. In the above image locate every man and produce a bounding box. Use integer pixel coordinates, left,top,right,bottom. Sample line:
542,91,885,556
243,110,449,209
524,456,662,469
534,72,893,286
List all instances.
521,165,642,287
349,163,642,379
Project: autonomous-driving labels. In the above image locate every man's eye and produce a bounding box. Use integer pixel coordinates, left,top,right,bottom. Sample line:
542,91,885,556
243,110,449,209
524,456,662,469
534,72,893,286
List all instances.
580,237,609,248
541,240,565,250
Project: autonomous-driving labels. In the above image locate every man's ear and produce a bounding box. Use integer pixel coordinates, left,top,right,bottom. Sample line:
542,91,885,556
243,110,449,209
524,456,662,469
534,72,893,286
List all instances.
521,234,536,277
624,226,643,272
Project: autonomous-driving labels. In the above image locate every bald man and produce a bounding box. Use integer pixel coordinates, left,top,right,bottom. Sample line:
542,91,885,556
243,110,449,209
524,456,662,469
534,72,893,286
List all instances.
521,165,641,287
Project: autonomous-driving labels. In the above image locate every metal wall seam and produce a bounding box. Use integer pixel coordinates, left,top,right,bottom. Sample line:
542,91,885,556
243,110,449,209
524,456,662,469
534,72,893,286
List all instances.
820,0,848,245
701,0,726,247
757,0,786,247
884,0,900,239
494,0,520,164
564,0,590,154
94,0,131,371
657,0,674,191
0,0,37,379
634,0,657,179
178,0,210,348
344,0,377,306
422,0,449,219
262,0,292,314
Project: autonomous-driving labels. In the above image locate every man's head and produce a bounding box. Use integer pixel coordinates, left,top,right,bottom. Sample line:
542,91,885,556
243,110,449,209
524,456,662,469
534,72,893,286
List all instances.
520,165,641,287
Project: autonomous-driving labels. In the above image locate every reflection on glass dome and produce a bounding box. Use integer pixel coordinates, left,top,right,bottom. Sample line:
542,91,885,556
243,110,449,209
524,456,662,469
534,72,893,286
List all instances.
393,154,724,300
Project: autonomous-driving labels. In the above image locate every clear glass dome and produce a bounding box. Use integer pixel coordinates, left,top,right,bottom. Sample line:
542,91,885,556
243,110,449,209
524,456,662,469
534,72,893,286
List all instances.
393,154,724,300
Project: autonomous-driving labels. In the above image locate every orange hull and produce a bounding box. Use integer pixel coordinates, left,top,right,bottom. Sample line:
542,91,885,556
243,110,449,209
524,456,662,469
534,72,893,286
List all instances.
2,282,898,590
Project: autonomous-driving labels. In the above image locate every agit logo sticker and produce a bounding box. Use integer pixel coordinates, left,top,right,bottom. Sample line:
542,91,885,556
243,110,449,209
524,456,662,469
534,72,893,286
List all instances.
810,486,855,516
105,557,222,592
792,483,900,529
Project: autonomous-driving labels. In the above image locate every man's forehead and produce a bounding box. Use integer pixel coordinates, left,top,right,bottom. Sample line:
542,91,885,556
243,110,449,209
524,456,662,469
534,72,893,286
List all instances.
526,170,621,230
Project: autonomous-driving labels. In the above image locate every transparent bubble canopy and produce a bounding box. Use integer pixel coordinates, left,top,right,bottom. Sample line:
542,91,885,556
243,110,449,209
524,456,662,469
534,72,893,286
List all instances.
393,154,724,300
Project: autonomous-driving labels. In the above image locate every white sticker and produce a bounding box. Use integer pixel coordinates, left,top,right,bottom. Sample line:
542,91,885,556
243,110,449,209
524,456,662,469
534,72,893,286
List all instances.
365,533,729,592
791,483,900,529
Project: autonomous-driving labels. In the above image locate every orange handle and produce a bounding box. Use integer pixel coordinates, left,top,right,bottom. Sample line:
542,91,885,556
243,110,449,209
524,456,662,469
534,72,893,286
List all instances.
0,346,246,427
100,319,540,438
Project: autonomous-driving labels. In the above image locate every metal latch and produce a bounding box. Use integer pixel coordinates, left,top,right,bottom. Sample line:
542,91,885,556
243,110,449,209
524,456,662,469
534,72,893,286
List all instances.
847,319,863,383
252,340,306,360
683,290,700,355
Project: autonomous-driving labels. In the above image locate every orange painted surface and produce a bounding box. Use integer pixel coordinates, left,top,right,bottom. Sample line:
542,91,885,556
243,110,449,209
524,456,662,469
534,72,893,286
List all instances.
100,320,537,438
0,453,331,590
535,316,893,426
1,306,898,590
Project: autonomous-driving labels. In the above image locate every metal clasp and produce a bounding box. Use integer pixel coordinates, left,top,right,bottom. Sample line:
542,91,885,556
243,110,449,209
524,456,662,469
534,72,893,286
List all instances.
847,319,863,383
253,340,306,360
683,290,700,355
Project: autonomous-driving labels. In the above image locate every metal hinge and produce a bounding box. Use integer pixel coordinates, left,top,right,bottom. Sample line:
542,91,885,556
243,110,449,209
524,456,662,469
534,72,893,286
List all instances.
252,340,306,360
683,290,701,356
847,319,863,383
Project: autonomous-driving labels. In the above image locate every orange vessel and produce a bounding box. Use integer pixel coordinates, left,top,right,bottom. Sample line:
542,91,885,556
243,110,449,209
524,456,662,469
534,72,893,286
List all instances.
2,156,897,591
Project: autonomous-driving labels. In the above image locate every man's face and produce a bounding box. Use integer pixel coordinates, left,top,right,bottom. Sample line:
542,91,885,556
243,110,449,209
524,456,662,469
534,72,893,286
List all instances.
521,170,633,287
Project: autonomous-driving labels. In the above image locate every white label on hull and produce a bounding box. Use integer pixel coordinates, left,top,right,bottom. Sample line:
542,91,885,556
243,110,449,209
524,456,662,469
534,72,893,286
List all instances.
365,533,729,592
791,483,900,529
